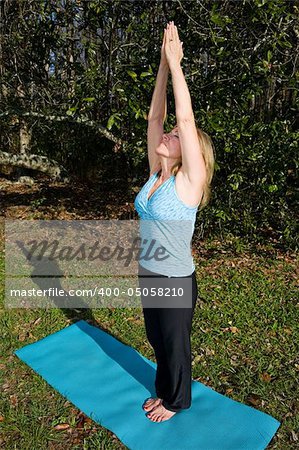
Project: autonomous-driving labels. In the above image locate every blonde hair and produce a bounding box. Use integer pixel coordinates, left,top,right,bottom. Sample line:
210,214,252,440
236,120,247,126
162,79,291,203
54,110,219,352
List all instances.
171,127,216,210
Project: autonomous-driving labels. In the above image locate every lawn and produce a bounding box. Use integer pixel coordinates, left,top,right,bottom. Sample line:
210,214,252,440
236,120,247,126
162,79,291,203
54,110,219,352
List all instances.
1,237,298,449
0,178,298,449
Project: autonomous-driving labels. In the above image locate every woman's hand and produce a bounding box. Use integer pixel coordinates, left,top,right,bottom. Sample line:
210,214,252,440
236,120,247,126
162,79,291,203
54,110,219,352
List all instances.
165,21,183,69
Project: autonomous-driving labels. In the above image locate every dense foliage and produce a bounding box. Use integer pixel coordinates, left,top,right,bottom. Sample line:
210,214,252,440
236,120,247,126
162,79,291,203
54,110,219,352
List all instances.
0,0,298,247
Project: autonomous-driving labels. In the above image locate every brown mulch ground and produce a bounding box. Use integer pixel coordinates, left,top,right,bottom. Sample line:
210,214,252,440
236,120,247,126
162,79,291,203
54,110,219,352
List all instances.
0,174,297,266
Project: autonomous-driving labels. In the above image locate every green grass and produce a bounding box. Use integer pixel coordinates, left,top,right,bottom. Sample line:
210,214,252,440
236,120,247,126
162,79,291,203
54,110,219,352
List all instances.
0,235,298,449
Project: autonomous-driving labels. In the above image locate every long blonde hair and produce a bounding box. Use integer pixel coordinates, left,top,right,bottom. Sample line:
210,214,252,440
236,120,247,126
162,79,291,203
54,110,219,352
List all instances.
171,127,215,210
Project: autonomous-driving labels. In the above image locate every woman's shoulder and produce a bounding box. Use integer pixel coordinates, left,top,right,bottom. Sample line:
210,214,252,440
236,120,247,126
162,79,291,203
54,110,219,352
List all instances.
174,167,204,209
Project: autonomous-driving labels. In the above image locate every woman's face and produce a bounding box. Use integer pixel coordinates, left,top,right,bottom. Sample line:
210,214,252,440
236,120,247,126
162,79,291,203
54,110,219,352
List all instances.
156,125,181,159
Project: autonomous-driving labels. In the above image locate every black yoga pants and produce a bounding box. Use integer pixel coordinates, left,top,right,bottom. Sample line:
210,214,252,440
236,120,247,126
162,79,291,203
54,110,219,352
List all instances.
138,263,198,412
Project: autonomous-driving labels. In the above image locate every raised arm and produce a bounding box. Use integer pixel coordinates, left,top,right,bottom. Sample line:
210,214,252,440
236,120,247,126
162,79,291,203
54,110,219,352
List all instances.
166,22,206,185
147,29,169,175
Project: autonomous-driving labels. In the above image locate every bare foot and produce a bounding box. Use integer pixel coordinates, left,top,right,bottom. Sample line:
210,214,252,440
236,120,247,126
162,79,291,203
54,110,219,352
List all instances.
146,403,176,422
142,397,162,412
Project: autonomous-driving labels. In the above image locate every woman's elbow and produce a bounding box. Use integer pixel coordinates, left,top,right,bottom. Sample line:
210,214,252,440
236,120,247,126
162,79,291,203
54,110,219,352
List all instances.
176,115,195,125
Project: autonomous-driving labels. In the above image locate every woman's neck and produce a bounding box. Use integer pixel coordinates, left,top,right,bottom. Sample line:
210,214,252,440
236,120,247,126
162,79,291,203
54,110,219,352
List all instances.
158,158,177,179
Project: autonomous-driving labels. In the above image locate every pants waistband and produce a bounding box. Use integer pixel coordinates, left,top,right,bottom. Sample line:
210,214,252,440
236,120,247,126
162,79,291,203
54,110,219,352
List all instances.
138,263,195,279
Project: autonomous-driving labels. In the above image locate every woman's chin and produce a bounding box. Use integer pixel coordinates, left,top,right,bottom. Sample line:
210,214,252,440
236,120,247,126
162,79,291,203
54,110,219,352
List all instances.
156,153,168,160
156,143,169,157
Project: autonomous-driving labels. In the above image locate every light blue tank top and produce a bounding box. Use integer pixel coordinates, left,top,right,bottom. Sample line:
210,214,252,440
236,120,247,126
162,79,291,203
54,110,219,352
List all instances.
134,170,200,277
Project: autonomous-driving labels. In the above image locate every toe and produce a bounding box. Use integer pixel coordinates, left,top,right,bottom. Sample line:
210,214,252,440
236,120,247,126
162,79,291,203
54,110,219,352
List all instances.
145,400,160,412
143,398,160,411
143,401,153,411
152,411,162,422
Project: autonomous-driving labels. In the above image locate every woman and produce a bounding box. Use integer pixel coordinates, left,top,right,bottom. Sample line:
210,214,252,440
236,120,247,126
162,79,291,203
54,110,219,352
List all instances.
134,21,215,423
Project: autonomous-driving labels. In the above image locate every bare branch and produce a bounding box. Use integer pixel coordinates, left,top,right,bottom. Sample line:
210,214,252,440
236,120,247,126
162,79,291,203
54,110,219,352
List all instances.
0,111,124,147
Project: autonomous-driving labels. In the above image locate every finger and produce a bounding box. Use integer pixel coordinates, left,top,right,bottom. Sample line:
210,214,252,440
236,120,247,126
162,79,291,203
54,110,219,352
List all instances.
175,25,180,42
171,23,175,41
165,27,168,42
169,22,174,40
173,23,178,42
174,25,179,43
166,26,171,43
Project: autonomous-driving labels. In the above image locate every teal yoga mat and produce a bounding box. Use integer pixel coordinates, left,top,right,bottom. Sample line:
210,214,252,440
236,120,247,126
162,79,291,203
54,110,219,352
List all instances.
14,320,280,449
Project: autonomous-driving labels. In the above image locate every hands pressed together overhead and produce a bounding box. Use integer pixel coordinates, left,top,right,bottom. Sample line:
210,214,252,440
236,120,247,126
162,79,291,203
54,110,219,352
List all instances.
161,21,184,69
